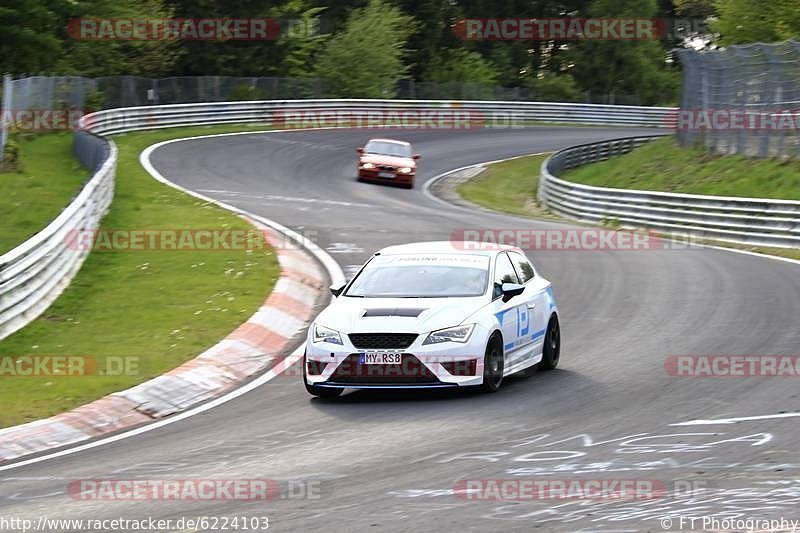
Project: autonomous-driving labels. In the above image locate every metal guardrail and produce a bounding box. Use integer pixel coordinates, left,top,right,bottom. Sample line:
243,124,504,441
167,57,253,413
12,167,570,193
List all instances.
83,99,676,135
0,133,115,339
0,99,676,340
539,135,800,248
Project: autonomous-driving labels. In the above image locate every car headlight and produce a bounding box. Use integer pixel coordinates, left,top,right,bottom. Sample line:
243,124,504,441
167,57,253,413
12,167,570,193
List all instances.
362,162,375,169
398,167,413,174
422,324,476,345
313,324,344,345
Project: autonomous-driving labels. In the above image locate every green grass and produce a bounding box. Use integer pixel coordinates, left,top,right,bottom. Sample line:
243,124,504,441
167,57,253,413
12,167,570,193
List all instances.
0,123,279,428
563,136,800,200
0,133,89,254
456,154,551,218
454,141,800,262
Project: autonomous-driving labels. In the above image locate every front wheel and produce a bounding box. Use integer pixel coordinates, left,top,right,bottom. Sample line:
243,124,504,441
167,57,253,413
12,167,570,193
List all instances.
481,336,504,392
539,316,561,371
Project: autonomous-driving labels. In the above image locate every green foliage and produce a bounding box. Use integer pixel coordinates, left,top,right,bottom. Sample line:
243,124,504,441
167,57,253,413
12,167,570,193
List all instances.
0,1,62,74
315,0,416,98
0,0,734,106
712,0,800,45
0,133,87,251
424,49,499,85
525,73,582,102
84,88,107,111
564,136,800,200
279,6,330,77
56,0,182,77
227,84,267,101
1,137,22,172
568,0,680,105
456,154,553,219
0,125,279,427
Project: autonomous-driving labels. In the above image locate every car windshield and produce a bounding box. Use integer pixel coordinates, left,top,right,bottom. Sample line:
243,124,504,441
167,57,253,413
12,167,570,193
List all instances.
364,140,412,157
345,254,489,298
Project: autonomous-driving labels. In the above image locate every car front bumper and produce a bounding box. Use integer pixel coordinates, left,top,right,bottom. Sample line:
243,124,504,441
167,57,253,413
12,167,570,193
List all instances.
305,327,489,389
358,168,414,185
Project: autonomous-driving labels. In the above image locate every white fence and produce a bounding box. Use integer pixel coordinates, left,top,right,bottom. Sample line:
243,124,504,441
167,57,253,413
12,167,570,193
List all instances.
539,136,800,248
0,99,676,340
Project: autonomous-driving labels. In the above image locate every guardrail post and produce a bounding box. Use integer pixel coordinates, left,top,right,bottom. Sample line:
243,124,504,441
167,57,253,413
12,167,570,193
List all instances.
0,73,11,163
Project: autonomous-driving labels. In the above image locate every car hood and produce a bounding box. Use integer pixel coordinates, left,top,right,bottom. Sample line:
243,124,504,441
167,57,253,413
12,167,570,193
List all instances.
315,296,485,335
360,154,415,167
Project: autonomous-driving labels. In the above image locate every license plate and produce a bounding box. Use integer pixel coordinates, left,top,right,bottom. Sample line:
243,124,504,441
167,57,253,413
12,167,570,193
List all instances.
377,172,395,178
360,353,402,365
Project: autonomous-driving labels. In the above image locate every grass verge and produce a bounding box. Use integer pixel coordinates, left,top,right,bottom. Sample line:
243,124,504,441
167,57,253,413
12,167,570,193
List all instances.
456,154,551,218
0,123,280,428
563,136,800,200
454,148,800,262
0,133,89,255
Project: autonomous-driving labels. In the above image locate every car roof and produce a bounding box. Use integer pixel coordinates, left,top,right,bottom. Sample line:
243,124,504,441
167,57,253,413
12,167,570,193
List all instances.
366,138,411,146
376,241,522,257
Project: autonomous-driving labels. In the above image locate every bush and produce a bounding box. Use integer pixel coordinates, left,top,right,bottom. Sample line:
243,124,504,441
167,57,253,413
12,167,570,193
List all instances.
1,137,22,172
227,84,267,101
525,74,582,103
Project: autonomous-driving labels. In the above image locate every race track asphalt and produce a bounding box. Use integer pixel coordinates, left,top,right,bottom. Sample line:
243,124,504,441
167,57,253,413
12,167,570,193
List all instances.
1,126,798,532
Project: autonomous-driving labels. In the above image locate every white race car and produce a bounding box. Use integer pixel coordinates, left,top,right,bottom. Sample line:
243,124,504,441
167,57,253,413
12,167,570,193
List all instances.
303,241,560,397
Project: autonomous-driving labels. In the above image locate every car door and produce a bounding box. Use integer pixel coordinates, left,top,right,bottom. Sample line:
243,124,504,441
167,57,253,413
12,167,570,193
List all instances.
490,252,528,369
509,251,548,363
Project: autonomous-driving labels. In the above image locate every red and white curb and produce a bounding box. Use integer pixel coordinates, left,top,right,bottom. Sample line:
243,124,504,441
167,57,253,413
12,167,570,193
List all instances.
0,218,326,462
0,132,342,464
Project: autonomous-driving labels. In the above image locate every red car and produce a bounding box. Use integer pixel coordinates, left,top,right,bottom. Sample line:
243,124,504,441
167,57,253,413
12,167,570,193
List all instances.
357,138,420,189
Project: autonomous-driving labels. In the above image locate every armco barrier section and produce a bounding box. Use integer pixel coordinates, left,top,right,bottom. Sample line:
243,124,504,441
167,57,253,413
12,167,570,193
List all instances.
83,99,677,135
0,133,115,339
539,135,800,248
0,99,675,340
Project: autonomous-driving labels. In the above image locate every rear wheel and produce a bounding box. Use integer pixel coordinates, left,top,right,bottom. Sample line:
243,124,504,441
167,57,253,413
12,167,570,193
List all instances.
303,354,343,398
481,336,504,392
539,316,561,371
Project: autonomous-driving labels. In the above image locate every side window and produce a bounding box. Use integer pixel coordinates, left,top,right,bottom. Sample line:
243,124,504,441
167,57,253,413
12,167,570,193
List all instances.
509,251,535,284
493,253,520,299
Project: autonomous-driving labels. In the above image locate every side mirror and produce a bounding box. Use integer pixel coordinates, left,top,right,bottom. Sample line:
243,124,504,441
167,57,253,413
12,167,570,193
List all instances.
501,282,525,302
356,147,365,154
330,283,347,297
412,153,421,160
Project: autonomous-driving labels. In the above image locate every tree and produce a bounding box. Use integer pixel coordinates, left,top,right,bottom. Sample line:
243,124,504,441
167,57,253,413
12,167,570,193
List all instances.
0,0,62,74
567,0,680,104
315,0,415,98
424,48,498,84
712,0,800,45
525,73,582,102
57,0,182,76
279,6,329,78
